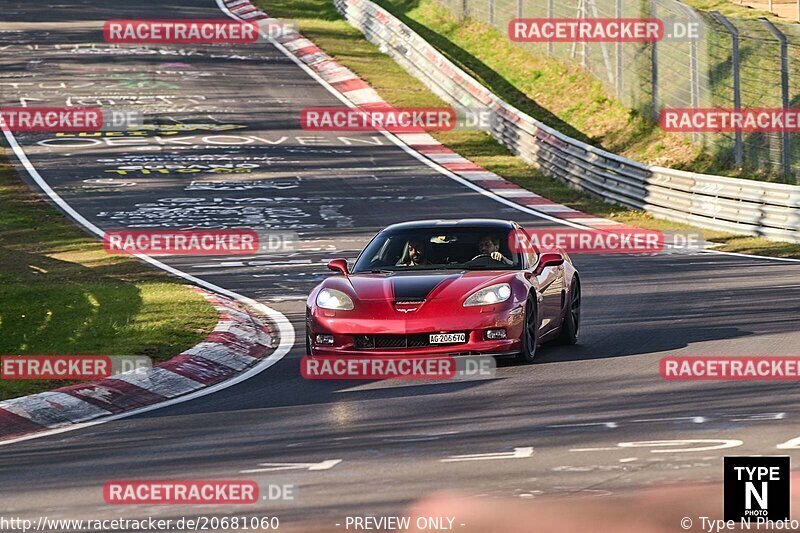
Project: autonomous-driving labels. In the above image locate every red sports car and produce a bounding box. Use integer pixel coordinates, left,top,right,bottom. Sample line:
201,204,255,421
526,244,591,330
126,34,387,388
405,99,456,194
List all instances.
306,219,580,363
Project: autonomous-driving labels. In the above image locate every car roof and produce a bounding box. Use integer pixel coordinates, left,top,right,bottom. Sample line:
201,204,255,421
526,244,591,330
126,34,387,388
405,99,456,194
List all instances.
381,219,518,232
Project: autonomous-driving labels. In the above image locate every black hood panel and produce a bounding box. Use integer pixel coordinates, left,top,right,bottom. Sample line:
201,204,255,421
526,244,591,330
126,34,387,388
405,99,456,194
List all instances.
391,274,460,301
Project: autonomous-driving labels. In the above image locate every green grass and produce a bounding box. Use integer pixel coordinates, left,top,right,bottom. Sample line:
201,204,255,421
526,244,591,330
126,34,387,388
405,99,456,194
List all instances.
256,0,800,258
389,1,699,164
0,151,218,400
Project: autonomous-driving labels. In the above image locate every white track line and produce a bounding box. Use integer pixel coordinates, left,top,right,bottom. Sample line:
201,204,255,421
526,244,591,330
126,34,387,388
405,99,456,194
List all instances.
0,112,295,446
696,248,800,263
217,0,800,265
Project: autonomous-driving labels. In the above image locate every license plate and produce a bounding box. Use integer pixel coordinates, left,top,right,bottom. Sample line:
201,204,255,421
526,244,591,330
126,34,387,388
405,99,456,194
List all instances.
429,333,465,344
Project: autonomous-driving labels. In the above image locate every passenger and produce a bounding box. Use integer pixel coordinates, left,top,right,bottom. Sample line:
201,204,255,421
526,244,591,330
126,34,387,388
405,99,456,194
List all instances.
399,239,429,266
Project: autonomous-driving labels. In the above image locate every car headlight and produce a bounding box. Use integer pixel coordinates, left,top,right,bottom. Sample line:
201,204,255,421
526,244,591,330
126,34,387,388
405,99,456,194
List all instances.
464,283,512,307
316,288,355,310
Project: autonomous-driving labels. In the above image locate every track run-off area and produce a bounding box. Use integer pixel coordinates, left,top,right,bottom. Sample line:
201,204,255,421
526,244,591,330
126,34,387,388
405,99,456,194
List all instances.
2,0,800,528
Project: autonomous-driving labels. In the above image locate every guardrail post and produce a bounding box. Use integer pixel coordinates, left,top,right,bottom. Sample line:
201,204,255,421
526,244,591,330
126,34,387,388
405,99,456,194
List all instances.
546,0,554,56
615,0,623,98
712,12,743,168
650,0,659,121
461,0,468,19
761,18,792,181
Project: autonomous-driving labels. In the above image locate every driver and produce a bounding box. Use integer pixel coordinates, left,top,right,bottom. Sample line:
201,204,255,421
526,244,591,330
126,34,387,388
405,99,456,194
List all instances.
478,234,513,265
399,239,429,266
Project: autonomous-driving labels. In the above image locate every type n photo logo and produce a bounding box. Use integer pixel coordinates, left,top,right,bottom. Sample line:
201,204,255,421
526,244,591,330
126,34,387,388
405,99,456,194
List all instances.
724,456,790,522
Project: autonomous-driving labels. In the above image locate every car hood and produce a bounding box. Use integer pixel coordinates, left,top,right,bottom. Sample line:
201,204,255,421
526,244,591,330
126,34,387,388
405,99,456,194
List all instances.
327,270,516,302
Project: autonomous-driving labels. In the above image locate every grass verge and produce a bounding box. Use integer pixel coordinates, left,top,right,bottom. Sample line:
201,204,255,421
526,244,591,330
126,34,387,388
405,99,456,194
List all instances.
256,0,800,258
0,149,218,400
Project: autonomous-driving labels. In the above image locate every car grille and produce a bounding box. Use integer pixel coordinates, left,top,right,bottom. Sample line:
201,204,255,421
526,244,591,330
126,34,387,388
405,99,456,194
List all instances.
354,333,467,350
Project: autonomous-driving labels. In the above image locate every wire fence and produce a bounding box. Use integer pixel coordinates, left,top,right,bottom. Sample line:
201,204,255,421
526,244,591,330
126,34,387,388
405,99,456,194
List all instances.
434,0,800,182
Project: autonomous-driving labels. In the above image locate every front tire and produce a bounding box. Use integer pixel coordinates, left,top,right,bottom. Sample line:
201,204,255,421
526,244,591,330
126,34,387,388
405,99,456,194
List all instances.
516,296,538,364
556,277,580,345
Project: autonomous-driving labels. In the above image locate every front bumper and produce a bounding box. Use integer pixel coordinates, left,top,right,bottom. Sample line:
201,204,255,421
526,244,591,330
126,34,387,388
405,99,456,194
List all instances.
307,303,525,357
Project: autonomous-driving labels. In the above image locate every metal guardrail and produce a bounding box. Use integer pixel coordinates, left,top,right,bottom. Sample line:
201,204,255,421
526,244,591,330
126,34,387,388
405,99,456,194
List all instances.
335,0,800,242
431,0,800,181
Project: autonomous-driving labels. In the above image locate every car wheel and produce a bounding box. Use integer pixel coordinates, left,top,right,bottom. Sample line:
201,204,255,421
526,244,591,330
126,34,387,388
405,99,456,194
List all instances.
556,277,580,345
516,295,538,364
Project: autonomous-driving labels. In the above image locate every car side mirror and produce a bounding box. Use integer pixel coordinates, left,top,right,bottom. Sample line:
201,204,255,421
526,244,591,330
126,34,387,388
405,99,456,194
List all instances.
534,252,564,275
327,258,349,276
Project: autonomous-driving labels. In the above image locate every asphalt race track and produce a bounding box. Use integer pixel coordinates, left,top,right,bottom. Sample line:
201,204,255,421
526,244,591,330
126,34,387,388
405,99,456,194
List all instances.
2,0,800,528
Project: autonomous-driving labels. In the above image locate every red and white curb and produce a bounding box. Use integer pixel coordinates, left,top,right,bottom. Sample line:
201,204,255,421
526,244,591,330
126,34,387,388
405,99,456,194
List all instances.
219,0,623,232
0,288,276,440
225,0,269,20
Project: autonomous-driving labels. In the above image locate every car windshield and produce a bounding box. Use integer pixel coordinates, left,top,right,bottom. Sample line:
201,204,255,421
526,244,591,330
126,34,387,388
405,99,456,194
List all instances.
352,227,522,272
